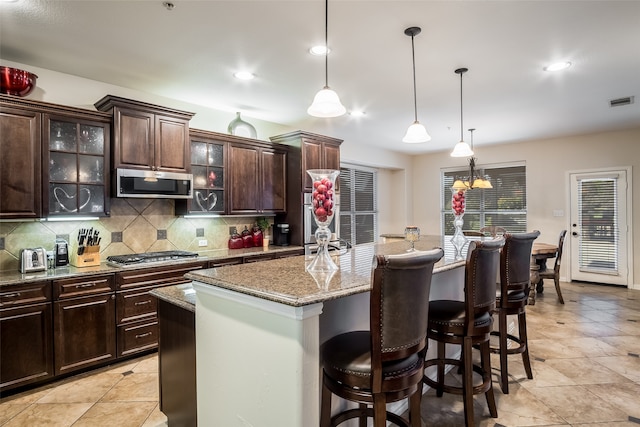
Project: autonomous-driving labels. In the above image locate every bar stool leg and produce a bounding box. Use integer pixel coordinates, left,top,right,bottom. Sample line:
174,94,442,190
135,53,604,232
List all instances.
462,336,475,427
436,340,446,397
499,311,510,394
481,340,498,418
320,376,332,427
519,311,533,379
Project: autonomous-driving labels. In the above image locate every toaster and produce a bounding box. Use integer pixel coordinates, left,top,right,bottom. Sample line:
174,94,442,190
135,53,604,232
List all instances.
19,247,48,273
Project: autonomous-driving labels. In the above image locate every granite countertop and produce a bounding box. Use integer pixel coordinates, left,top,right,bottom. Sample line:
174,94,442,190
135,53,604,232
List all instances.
186,236,464,308
0,245,304,287
151,283,196,312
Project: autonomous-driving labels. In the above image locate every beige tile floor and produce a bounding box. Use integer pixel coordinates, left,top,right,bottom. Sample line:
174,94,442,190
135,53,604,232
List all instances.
0,281,639,426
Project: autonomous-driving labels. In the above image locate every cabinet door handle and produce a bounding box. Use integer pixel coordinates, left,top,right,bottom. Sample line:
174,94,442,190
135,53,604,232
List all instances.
134,300,152,306
3,292,21,299
75,283,95,289
135,332,153,339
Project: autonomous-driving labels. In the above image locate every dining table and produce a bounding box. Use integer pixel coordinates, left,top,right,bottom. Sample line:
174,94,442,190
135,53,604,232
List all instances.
529,242,559,305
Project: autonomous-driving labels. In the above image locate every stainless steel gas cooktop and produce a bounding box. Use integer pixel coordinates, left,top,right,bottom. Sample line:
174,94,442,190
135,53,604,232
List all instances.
107,250,199,266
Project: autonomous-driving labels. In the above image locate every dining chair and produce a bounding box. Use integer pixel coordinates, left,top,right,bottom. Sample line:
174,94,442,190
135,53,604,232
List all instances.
490,230,540,394
539,230,567,304
320,248,444,427
423,238,504,427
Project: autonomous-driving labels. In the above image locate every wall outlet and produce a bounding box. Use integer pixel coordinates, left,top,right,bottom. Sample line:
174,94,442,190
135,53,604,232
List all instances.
553,209,565,217
198,239,208,247
229,226,237,235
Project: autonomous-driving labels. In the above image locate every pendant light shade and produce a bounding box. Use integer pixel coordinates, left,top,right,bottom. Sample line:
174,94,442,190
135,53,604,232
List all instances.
402,27,431,143
308,0,345,118
308,86,346,117
450,67,473,157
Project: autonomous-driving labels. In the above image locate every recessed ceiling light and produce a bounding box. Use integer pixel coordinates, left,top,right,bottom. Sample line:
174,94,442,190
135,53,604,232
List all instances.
349,110,365,117
309,45,330,56
234,71,255,80
544,61,571,72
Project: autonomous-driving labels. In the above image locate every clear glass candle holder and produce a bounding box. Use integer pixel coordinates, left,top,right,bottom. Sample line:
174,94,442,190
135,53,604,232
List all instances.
306,169,340,273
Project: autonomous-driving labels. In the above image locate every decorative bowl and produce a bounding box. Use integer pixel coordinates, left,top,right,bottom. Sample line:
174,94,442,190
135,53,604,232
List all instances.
0,66,38,97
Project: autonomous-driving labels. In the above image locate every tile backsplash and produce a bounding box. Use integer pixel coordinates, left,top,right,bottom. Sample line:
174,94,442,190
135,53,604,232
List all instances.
0,198,262,272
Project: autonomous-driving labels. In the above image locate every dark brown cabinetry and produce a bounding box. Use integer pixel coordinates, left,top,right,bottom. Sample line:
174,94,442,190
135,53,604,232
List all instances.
176,129,227,215
95,95,194,173
0,95,111,219
0,103,41,219
114,262,205,357
270,130,342,192
270,131,342,246
53,274,116,375
228,142,287,215
0,280,53,393
158,299,196,427
44,114,110,217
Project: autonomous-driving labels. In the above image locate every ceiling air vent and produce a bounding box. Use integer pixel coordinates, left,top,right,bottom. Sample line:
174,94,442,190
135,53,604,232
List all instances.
609,96,634,107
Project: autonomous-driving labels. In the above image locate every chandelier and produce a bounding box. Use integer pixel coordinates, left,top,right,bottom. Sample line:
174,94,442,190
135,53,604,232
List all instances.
452,128,492,190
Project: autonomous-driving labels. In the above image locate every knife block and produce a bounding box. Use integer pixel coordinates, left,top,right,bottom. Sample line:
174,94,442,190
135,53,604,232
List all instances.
70,245,101,267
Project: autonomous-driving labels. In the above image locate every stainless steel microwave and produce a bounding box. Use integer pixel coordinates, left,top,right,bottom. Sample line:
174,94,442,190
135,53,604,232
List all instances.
115,168,193,199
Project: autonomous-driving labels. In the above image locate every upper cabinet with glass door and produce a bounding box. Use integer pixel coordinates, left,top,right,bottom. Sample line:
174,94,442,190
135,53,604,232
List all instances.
175,129,225,215
45,115,111,217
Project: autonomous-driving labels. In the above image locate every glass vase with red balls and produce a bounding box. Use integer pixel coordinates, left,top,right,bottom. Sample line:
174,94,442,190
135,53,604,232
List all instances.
450,187,468,260
306,169,340,273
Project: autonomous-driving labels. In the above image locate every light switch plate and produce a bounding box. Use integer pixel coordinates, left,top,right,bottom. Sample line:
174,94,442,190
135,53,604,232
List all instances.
198,239,208,247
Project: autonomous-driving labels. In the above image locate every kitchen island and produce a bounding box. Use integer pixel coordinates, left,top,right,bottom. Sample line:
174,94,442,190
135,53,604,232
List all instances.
184,236,465,427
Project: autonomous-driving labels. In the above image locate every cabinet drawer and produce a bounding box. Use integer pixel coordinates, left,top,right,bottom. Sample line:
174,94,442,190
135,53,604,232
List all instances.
117,319,158,357
116,262,205,291
0,281,51,308
243,253,276,263
116,289,157,324
54,274,114,300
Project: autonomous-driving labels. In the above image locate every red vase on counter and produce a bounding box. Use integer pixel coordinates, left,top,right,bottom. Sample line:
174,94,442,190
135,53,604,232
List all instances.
241,226,253,248
252,226,263,247
228,231,244,249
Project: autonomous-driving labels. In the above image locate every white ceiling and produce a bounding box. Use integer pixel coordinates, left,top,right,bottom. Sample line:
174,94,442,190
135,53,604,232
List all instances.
1,0,639,154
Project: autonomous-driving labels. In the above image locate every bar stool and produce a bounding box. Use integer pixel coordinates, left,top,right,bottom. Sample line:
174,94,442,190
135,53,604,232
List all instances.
320,248,444,427
423,238,504,427
490,230,540,394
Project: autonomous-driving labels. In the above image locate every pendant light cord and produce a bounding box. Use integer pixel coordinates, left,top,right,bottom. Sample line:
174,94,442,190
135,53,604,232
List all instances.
411,34,418,122
459,71,464,142
324,0,329,88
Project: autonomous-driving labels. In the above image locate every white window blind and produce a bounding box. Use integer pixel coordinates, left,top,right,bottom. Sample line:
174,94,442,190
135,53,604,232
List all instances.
577,177,619,273
442,164,527,244
339,166,377,246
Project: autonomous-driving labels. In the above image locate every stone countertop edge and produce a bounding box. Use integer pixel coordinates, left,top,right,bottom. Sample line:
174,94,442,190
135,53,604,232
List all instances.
185,239,465,308
151,283,196,313
0,245,304,287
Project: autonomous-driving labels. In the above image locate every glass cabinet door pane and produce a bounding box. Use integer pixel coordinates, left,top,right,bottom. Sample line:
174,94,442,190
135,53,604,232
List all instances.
191,142,207,165
79,125,104,155
192,166,207,189
193,189,223,212
79,185,104,214
50,183,81,213
209,167,223,188
208,144,223,166
49,152,77,182
49,121,77,152
78,155,104,183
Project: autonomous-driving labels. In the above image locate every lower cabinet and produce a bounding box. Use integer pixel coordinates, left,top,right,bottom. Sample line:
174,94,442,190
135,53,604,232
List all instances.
53,274,116,376
115,262,206,358
0,280,53,393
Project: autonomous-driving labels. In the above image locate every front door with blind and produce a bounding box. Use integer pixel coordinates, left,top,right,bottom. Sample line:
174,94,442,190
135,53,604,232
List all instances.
569,169,631,286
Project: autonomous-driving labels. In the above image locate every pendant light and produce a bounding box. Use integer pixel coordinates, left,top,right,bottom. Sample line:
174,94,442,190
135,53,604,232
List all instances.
450,67,474,157
452,128,493,190
402,27,431,143
307,0,346,118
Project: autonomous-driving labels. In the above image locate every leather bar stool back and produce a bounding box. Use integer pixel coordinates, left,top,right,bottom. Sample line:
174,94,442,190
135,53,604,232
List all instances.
490,230,540,394
320,248,444,427
423,238,504,427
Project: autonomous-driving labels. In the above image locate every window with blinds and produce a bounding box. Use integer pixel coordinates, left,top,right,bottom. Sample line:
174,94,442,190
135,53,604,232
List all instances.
339,166,377,246
577,177,619,273
442,164,527,239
